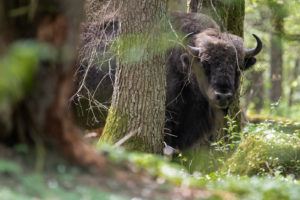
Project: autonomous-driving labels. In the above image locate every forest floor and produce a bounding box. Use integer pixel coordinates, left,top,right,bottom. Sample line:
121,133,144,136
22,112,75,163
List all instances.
1,120,300,200
0,144,227,200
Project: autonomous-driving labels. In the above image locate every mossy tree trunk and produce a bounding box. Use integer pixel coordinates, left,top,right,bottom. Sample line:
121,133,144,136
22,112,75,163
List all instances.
99,0,168,153
187,0,245,132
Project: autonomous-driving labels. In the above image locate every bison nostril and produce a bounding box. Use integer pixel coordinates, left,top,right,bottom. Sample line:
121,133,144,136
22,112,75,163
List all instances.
215,92,233,102
215,93,222,101
225,93,233,101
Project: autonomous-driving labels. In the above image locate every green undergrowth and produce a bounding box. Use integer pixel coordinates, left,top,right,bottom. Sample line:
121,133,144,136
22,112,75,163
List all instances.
0,158,130,200
178,119,300,177
223,122,300,177
1,141,300,200
2,120,300,200
0,175,129,200
205,176,300,200
99,143,300,200
175,116,244,174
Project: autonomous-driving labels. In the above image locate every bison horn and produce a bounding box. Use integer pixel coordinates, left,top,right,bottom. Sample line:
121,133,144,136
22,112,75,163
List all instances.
188,45,201,52
244,34,262,58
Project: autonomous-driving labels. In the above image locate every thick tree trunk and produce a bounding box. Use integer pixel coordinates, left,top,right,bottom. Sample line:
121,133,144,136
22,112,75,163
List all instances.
0,0,106,171
99,0,168,153
188,0,245,132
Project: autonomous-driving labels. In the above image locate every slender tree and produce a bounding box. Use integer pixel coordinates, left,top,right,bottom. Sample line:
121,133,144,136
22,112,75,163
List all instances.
268,1,287,103
253,71,265,112
244,70,265,113
289,58,300,106
99,0,168,153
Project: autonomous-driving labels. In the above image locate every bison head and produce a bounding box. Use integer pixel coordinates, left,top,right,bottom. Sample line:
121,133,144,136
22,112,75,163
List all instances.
180,29,262,109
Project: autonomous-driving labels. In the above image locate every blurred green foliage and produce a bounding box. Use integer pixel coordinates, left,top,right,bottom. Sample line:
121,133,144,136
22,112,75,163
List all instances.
0,156,130,200
116,26,185,65
0,41,56,112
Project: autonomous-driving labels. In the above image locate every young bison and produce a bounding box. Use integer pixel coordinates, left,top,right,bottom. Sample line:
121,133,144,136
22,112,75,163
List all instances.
73,11,262,150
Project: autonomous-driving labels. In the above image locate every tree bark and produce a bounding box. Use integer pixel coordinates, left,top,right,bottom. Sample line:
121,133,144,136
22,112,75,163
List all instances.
99,0,168,153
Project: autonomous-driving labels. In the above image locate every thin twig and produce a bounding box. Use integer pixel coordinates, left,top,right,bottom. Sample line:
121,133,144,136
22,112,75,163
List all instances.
113,129,138,148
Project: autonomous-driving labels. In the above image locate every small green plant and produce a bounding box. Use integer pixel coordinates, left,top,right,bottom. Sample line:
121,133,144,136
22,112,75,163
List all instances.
212,115,243,153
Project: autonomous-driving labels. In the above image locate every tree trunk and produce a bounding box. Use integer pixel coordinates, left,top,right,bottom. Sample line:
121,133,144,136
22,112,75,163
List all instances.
99,0,168,153
253,70,264,113
188,0,245,132
269,18,283,103
0,0,106,171
289,58,300,106
244,70,265,113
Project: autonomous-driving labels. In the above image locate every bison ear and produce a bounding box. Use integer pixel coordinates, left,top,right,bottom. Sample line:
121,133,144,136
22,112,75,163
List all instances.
179,53,190,73
243,57,256,71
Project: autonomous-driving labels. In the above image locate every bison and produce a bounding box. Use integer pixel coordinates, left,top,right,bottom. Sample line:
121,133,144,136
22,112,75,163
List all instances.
73,11,262,150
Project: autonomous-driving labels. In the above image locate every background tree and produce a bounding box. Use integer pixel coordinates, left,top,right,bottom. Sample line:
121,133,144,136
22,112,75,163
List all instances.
267,1,287,103
246,70,265,113
289,58,300,107
99,0,168,153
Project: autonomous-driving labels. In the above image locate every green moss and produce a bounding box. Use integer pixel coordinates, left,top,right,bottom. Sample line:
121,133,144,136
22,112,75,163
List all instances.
98,107,151,152
223,129,300,177
98,107,128,145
